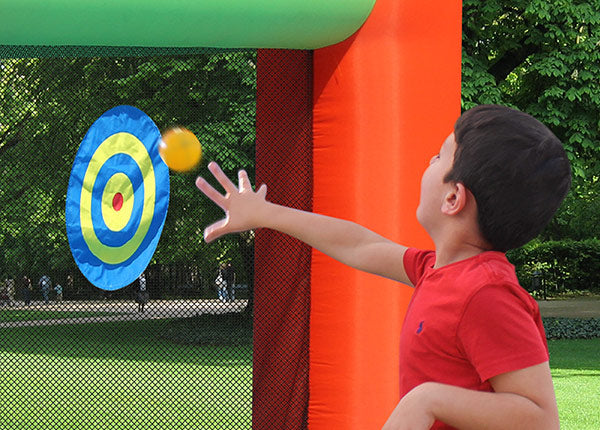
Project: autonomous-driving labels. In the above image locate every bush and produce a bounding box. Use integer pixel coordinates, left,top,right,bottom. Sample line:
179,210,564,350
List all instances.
507,239,600,295
543,317,600,340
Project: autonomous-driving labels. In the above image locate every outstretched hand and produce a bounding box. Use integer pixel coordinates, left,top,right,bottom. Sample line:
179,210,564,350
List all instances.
195,161,268,242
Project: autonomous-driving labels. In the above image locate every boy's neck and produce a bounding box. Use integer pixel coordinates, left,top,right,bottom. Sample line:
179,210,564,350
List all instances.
433,238,491,269
429,210,493,269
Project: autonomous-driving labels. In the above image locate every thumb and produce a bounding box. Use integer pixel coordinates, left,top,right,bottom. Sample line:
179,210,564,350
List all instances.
203,218,229,243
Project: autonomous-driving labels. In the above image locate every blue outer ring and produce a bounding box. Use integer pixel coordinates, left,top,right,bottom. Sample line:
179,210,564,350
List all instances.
65,105,169,291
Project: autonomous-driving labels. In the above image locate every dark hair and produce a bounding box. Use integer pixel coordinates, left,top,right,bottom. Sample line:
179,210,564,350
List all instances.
445,105,571,252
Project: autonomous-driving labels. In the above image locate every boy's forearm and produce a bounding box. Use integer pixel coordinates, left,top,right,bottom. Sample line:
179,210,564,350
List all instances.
416,382,559,430
257,202,410,283
260,202,379,264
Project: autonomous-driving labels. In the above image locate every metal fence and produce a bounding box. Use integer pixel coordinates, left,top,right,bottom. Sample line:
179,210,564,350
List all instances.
0,46,286,429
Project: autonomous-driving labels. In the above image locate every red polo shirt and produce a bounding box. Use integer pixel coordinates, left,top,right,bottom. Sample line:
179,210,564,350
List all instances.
400,248,549,430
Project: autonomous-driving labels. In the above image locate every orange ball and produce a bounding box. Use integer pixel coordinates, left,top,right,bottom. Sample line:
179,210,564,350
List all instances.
158,127,202,172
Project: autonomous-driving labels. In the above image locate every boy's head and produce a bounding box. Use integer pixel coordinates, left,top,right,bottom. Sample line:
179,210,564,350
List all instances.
443,104,571,252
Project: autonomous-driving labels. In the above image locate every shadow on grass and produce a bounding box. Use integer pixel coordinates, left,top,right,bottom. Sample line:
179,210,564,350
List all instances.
0,313,252,367
548,338,600,372
0,308,127,322
552,371,600,379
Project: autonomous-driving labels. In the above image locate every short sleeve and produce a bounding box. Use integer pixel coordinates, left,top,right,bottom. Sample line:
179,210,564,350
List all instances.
403,248,436,286
457,284,549,382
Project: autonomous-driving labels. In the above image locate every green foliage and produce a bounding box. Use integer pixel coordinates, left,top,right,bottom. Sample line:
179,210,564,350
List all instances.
463,0,600,241
543,178,600,240
544,317,600,339
507,239,600,293
463,0,600,167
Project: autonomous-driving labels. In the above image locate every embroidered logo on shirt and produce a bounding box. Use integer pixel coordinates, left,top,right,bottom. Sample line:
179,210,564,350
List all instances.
416,320,424,334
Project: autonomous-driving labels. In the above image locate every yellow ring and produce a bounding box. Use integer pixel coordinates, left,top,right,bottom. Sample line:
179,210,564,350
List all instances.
79,132,155,264
101,173,134,232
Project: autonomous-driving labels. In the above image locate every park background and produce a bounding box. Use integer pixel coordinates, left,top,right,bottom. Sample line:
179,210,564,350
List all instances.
1,0,599,429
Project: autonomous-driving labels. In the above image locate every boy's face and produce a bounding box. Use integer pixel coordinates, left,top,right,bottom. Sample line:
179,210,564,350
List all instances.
416,133,457,232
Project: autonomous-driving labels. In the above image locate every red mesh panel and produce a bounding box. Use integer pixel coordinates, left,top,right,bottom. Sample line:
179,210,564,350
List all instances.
254,49,313,430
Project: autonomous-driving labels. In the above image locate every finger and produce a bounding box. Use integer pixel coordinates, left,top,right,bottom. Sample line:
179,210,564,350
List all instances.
195,176,227,209
238,169,251,192
256,183,267,198
208,161,237,194
203,218,229,243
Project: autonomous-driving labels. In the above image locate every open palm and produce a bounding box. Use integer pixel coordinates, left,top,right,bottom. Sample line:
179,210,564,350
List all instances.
195,161,267,242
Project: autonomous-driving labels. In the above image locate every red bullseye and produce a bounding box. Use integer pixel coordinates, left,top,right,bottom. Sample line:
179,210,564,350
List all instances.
112,193,124,211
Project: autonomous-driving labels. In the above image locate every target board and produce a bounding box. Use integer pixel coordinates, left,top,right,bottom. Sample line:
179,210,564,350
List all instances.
66,106,169,290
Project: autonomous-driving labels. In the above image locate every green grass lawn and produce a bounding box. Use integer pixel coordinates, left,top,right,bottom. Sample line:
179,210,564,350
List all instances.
549,338,600,430
0,317,597,429
0,319,252,429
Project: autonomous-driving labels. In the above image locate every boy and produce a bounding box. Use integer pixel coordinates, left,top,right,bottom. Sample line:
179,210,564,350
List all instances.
195,105,571,429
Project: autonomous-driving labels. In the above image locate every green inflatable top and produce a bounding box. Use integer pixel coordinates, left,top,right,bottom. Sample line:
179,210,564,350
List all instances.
0,0,375,49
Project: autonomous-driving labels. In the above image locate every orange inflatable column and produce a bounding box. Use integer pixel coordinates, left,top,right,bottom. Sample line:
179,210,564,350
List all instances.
310,0,462,428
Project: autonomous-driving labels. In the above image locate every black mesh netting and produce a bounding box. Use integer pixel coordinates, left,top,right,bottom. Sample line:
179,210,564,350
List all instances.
0,46,311,429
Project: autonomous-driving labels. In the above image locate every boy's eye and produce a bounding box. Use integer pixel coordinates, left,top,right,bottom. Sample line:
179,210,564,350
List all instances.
429,154,440,164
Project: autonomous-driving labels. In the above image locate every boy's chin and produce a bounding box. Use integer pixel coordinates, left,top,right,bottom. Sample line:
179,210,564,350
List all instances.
415,208,433,236
415,206,425,227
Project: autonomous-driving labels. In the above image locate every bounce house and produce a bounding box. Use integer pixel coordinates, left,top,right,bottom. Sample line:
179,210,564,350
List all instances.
1,0,461,427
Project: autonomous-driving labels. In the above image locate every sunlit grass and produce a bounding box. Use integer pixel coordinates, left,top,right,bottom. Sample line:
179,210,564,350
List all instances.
549,338,600,430
0,319,252,429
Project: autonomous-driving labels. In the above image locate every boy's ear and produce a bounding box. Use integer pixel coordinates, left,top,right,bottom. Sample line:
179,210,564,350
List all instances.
441,182,468,216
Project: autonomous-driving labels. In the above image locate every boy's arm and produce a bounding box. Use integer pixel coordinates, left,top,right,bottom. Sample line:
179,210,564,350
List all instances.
196,162,412,285
382,361,559,430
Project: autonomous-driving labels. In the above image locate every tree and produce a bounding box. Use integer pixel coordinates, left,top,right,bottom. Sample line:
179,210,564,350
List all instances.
462,0,600,239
